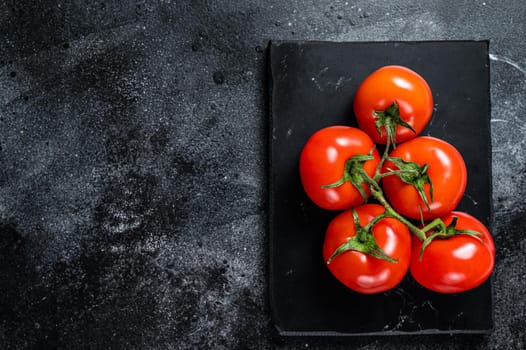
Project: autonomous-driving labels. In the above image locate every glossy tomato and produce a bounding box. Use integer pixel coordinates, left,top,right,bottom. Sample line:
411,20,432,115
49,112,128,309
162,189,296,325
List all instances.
353,65,433,144
299,126,380,210
322,204,411,294
382,136,467,220
410,212,495,293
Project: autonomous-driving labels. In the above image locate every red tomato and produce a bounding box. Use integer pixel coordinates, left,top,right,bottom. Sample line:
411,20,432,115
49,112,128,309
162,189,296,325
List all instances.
382,136,467,220
299,126,380,210
353,65,433,144
322,204,411,294
410,212,495,293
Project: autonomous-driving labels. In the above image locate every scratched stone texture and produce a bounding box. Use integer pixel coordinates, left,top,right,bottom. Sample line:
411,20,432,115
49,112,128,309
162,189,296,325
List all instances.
0,1,524,349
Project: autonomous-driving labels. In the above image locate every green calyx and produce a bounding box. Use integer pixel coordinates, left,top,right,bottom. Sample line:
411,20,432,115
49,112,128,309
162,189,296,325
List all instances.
327,209,397,264
385,157,434,211
321,148,376,201
419,216,483,260
373,101,416,147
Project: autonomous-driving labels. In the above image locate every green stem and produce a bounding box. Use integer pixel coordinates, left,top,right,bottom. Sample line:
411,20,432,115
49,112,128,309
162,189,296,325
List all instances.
421,218,446,234
359,146,434,242
375,169,420,179
373,136,391,182
363,212,388,232
352,209,367,243
320,153,375,201
368,185,427,241
373,101,416,147
326,208,398,264
359,169,382,192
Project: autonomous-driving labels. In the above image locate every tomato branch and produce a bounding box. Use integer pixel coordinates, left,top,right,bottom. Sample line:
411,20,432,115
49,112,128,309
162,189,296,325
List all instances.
363,212,388,232
373,135,392,181
375,169,420,179
358,168,429,241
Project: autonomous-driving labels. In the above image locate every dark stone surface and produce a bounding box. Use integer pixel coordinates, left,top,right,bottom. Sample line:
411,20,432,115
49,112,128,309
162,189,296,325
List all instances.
0,1,524,349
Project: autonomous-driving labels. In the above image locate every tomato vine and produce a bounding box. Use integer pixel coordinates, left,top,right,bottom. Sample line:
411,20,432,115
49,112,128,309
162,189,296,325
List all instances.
301,65,496,294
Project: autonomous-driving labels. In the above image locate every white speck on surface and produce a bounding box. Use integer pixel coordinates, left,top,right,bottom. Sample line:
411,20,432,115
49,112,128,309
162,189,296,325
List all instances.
335,76,344,88
489,53,526,76
310,67,329,91
464,193,479,206
311,77,322,91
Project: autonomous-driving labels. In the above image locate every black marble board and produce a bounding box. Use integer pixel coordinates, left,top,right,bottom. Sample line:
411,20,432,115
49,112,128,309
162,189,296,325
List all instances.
268,40,492,336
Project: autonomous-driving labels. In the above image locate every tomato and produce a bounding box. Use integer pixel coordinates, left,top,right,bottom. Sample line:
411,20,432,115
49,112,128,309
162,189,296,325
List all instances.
353,65,433,144
322,204,411,294
410,212,495,293
381,136,467,220
299,126,380,210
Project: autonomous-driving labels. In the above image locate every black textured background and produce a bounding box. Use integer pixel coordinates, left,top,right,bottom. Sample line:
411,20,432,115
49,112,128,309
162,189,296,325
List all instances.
0,1,524,349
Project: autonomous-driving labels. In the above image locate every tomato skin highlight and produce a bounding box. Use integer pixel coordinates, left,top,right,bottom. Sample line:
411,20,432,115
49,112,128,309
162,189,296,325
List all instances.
410,212,495,293
353,65,433,144
299,126,380,210
322,204,411,294
382,136,467,220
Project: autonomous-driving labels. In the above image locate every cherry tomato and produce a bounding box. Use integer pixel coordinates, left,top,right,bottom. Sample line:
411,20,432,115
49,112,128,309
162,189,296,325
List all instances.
299,126,380,210
410,212,495,293
382,136,467,220
322,204,411,294
353,65,433,144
